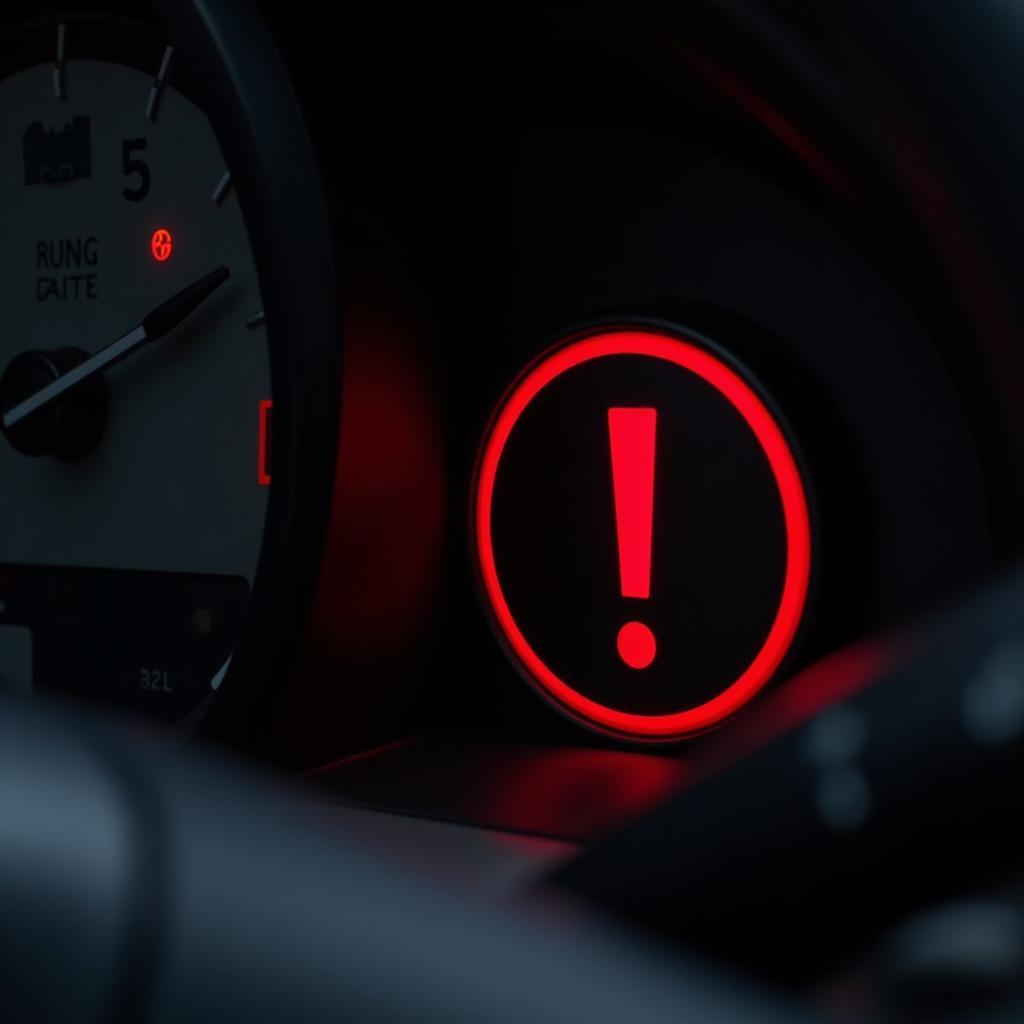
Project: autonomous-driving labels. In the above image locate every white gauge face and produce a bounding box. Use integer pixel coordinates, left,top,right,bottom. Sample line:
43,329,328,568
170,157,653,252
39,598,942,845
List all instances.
0,29,272,717
0,57,270,578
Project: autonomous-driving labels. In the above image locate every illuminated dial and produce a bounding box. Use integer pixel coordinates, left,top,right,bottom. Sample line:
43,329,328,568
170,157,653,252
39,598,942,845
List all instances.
474,325,813,742
0,19,271,719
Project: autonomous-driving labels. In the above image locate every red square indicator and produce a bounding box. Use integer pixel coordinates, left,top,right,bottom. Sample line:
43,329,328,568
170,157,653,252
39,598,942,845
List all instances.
258,399,272,486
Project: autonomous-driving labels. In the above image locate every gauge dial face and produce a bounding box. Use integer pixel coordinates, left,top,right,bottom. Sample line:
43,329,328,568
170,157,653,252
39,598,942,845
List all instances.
474,327,813,742
0,20,271,719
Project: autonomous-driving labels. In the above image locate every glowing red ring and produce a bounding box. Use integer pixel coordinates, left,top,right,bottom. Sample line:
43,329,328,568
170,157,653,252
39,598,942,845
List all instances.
474,328,813,740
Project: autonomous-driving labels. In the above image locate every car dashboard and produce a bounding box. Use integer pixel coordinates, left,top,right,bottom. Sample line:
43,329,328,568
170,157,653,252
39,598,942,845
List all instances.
2,3,1024,1022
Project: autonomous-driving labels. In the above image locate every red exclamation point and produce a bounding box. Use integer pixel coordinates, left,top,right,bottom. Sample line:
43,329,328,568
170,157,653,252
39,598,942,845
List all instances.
609,407,658,670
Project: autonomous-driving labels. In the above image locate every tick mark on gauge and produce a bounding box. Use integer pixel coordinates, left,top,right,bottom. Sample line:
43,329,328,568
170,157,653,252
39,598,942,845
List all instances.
145,45,174,121
53,23,67,100
212,171,232,206
210,657,231,692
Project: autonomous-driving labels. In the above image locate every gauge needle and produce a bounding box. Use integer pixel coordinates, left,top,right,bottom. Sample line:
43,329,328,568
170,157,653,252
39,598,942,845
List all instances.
2,266,231,432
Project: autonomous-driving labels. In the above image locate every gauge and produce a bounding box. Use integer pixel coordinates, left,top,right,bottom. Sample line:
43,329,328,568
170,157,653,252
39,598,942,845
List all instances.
0,6,339,730
473,325,813,742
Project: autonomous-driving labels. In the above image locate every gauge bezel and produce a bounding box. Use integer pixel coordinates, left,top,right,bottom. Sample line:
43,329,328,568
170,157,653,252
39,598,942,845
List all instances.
158,0,340,741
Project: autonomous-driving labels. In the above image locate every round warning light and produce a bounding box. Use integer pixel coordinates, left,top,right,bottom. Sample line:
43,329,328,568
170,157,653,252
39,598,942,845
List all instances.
473,325,813,742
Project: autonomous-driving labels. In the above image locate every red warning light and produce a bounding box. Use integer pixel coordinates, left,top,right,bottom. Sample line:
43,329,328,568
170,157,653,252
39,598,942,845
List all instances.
151,228,173,262
474,327,813,742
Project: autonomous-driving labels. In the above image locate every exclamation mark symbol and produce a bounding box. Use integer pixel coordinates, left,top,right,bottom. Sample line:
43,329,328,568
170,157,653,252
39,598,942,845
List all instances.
608,407,658,670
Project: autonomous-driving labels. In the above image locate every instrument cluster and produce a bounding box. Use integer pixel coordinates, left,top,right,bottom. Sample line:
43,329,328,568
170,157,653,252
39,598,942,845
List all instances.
0,4,1018,829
